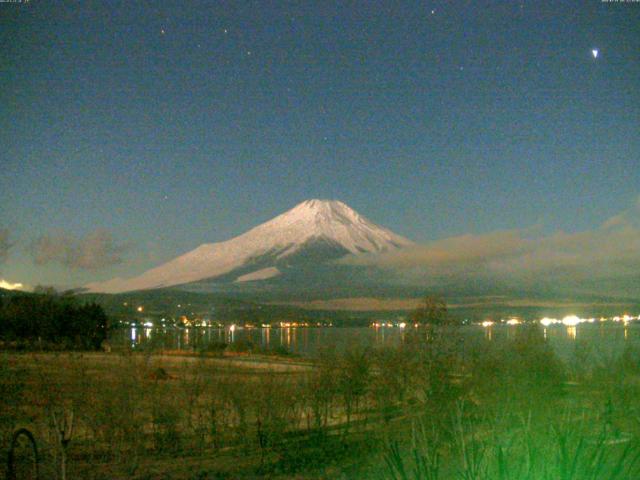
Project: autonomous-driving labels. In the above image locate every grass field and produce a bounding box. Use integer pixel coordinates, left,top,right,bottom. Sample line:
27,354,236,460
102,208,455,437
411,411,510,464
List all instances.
3,326,640,479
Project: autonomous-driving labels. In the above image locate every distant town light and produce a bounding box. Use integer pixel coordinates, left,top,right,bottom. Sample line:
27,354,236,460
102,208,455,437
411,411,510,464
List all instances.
136,306,144,312
539,317,556,327
481,321,494,327
562,315,580,327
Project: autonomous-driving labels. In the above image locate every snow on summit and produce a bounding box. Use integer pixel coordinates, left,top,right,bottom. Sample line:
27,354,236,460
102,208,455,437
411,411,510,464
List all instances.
85,200,412,293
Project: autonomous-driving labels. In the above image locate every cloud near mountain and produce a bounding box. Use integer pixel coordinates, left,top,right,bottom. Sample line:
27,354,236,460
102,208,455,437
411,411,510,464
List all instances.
31,229,129,271
0,279,26,291
341,197,640,294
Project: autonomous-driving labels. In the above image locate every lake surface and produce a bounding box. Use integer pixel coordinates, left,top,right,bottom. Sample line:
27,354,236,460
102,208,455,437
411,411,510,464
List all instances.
113,322,640,361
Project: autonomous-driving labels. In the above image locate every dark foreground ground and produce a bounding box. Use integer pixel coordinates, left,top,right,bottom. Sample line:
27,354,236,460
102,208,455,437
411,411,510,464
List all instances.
3,327,640,479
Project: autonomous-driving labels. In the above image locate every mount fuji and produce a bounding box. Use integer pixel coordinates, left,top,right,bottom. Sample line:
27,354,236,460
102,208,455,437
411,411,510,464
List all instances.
85,200,413,294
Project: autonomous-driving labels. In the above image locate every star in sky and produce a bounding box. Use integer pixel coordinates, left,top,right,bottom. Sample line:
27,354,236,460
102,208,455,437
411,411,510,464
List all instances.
592,48,599,59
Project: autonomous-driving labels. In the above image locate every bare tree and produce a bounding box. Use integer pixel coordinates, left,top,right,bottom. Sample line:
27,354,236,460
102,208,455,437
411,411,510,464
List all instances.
51,408,74,480
411,295,451,326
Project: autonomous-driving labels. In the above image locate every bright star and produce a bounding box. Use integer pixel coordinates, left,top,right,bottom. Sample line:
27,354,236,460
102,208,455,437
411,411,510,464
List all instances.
592,49,598,59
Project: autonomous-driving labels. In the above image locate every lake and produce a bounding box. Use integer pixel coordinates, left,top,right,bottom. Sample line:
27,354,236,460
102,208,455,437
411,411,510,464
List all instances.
114,322,640,361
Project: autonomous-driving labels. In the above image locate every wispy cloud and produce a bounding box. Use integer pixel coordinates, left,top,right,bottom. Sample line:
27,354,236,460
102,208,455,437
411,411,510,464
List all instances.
31,229,129,271
0,279,26,291
341,197,640,295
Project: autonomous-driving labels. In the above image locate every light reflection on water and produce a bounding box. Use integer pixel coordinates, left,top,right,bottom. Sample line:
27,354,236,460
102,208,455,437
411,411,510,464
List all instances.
115,323,640,360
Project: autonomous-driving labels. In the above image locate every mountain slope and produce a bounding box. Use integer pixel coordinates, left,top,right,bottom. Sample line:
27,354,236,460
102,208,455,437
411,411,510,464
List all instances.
86,200,412,293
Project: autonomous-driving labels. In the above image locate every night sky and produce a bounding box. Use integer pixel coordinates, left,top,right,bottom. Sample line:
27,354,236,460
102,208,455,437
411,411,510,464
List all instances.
1,1,639,289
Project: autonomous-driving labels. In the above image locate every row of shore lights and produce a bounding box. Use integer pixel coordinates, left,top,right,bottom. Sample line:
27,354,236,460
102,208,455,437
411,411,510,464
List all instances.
481,314,640,328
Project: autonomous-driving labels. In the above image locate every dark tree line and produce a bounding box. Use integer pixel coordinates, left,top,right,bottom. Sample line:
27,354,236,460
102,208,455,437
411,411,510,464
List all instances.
0,290,108,350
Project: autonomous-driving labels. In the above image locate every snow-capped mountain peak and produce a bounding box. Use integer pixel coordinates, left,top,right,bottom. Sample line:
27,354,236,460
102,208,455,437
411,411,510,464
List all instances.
85,199,412,293
240,199,410,255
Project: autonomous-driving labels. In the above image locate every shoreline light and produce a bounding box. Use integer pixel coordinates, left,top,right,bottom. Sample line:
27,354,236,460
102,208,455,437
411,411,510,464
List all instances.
562,315,581,327
539,317,558,327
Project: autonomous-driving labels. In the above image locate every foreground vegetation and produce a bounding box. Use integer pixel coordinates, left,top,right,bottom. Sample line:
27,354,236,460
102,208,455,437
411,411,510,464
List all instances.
2,323,640,479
